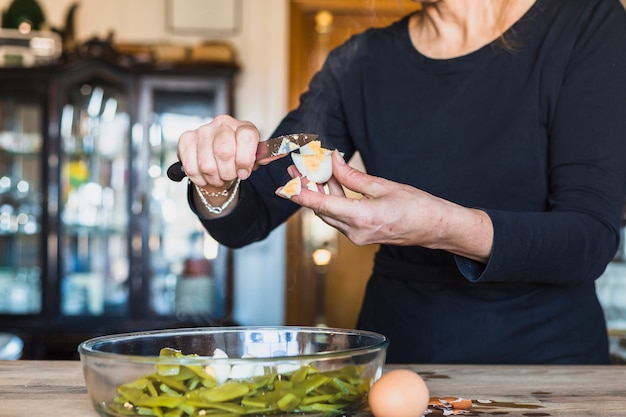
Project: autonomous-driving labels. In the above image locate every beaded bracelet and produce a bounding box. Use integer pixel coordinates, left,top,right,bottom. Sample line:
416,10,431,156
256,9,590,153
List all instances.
194,178,241,214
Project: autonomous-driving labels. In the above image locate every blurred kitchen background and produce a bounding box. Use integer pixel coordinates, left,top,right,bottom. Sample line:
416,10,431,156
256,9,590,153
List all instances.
0,0,625,361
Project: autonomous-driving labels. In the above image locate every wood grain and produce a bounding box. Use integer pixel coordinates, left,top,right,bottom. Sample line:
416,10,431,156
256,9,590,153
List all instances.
403,364,626,416
0,361,92,417
0,361,625,416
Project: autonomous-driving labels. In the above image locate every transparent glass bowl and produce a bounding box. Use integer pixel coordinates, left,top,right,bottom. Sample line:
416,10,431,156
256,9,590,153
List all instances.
78,326,389,417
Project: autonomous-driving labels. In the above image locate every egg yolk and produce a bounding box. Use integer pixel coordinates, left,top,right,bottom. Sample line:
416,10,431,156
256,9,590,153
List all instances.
301,152,326,172
279,176,302,197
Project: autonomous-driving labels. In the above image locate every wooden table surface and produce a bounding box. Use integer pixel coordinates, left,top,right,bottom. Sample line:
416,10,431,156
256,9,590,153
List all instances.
0,361,625,416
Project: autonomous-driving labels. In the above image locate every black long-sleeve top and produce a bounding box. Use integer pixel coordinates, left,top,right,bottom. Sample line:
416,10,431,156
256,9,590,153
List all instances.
193,0,626,364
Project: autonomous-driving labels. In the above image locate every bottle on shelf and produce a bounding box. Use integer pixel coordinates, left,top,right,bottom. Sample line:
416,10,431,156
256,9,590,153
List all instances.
175,232,216,316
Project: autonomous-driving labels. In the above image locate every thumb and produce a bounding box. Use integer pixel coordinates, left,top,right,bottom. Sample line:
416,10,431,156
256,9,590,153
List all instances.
331,150,384,197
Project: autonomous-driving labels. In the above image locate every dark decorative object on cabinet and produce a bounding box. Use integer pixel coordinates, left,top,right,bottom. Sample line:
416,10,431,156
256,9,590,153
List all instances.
0,39,240,359
50,2,79,52
1,0,46,31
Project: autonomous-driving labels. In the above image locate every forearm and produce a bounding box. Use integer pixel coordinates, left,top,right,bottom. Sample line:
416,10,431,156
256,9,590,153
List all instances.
188,170,300,248
432,204,493,264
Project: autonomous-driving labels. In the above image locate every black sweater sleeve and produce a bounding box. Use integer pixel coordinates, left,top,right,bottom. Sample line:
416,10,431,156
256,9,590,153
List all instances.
195,0,626,290
460,0,626,285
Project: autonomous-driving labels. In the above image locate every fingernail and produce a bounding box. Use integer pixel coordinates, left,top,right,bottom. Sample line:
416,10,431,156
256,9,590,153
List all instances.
334,150,346,165
238,169,249,179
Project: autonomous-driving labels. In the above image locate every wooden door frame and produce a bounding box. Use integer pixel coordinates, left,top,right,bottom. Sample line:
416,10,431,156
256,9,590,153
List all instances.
288,0,421,110
285,0,420,326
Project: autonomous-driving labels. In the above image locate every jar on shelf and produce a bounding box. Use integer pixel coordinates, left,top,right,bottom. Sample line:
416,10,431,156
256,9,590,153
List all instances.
175,234,216,316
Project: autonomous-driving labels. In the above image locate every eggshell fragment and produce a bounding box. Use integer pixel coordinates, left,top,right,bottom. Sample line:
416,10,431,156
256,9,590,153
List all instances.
368,369,430,417
428,396,473,414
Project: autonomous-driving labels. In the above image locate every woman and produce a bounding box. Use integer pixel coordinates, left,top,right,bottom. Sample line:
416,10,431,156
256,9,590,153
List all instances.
176,0,626,363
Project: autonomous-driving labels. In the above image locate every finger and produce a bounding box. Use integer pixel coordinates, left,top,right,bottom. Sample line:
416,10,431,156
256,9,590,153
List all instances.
234,123,260,179
315,212,350,236
330,150,387,197
176,129,195,161
288,185,356,223
199,119,257,185
325,175,346,197
177,129,205,182
287,164,302,178
211,128,238,182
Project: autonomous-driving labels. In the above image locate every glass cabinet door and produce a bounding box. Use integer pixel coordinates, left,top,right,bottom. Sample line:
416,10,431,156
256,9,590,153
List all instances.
0,93,43,314
59,77,131,316
139,76,231,320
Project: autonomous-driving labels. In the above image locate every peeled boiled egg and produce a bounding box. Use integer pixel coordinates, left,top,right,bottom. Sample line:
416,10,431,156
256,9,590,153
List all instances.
229,354,264,380
278,176,302,198
205,350,266,383
205,348,231,384
368,369,430,417
291,140,333,184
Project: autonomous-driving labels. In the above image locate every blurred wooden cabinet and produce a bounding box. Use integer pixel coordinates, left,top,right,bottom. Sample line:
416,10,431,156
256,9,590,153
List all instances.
0,46,239,359
286,0,420,328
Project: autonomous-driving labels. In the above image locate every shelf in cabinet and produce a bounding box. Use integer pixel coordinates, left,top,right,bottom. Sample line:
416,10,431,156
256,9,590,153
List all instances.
0,148,42,157
62,224,127,237
0,43,240,359
0,230,39,237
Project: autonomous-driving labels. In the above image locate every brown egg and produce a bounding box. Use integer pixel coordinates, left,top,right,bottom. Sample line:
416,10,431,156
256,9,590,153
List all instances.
368,369,430,417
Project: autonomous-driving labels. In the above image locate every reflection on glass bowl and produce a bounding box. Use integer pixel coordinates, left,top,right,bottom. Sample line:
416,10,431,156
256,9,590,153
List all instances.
78,326,388,417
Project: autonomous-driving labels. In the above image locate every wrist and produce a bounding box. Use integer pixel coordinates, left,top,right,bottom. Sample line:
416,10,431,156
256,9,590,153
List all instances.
196,179,239,197
193,178,241,216
439,206,493,263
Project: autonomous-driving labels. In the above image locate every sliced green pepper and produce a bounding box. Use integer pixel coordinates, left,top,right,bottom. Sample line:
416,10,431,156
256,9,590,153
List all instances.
148,374,189,393
277,392,301,412
107,347,372,417
199,381,250,403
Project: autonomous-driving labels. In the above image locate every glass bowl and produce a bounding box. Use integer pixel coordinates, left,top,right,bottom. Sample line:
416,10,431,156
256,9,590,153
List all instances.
78,326,389,417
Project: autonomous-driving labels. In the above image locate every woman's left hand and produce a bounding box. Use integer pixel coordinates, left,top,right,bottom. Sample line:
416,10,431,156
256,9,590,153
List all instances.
277,150,494,263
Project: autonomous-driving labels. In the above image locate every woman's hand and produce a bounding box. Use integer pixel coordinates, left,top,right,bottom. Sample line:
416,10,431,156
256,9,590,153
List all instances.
279,150,494,263
177,115,260,189
177,115,261,217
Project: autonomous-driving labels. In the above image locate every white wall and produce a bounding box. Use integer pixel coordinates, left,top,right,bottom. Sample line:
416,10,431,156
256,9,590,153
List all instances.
0,0,291,325
8,0,290,136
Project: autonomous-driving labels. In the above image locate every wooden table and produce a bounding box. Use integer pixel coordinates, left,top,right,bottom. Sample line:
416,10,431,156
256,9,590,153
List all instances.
0,361,625,416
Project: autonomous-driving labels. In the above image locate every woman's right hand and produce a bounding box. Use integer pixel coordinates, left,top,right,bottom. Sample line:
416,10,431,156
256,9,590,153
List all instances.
177,115,261,190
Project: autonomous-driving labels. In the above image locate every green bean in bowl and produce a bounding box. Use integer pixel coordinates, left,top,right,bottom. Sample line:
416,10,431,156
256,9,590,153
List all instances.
78,326,389,417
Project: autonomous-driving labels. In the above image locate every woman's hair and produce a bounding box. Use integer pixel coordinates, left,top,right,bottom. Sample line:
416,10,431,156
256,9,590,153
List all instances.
496,0,526,52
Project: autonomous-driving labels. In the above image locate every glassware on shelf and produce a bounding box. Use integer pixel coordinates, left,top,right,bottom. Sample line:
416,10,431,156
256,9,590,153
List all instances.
61,271,104,315
175,232,217,316
1,57,239,359
59,80,131,317
143,79,233,321
0,93,43,315
0,267,41,314
149,265,177,316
